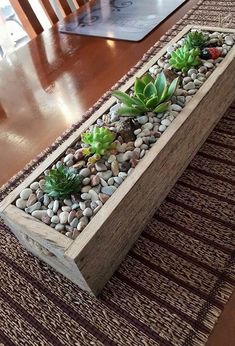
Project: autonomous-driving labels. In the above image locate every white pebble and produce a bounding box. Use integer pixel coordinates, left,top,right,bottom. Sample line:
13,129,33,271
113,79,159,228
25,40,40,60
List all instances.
20,188,32,200
51,215,60,224
59,211,69,224
83,208,93,217
30,182,39,191
16,198,27,209
134,138,143,148
79,168,91,177
159,125,167,132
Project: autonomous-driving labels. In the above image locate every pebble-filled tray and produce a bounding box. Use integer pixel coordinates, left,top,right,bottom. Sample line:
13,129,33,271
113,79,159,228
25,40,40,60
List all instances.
1,25,235,296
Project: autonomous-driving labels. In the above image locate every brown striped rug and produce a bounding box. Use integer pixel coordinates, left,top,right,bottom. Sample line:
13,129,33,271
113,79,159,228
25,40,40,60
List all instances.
1,0,235,345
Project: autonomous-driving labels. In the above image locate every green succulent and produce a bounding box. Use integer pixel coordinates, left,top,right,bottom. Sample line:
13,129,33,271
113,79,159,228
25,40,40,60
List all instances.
112,72,179,116
184,30,207,50
81,127,116,158
44,165,82,198
169,45,201,73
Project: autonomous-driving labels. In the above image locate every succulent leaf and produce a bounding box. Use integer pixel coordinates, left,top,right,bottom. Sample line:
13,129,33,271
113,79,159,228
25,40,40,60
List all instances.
154,102,171,113
134,78,146,95
112,72,178,117
154,72,167,97
141,74,154,85
44,165,82,199
112,91,134,107
166,77,179,101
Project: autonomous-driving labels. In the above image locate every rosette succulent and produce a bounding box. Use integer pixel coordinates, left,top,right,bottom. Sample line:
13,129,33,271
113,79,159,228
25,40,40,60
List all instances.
169,45,201,73
112,72,179,116
44,165,82,198
81,126,116,159
184,30,207,50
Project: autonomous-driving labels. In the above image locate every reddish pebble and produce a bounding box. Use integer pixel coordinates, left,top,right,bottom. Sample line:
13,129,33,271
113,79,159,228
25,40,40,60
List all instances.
99,193,110,204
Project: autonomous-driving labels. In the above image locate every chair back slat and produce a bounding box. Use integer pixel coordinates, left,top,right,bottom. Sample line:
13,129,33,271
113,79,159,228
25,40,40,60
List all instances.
56,0,73,16
8,0,90,39
9,0,43,38
39,0,59,25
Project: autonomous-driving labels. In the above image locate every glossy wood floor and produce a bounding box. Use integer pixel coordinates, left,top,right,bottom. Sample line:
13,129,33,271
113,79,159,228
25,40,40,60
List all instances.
0,1,234,345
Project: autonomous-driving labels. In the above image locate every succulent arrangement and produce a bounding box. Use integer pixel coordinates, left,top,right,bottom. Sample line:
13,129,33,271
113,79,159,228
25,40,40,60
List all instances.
81,126,116,162
169,45,201,73
44,165,82,198
184,30,207,49
112,72,179,116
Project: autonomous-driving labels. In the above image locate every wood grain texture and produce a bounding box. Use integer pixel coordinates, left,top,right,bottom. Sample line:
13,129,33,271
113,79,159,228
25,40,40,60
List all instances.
1,25,235,296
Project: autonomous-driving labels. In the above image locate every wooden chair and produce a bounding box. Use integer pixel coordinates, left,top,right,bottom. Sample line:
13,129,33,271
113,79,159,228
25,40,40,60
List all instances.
9,0,89,39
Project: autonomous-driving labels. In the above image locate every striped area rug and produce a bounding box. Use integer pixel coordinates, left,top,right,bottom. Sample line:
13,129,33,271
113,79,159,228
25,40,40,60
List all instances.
0,0,235,345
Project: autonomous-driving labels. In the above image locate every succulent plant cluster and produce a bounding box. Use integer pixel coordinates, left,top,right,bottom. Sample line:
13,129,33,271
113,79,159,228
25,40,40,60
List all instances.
112,72,179,116
81,126,116,159
184,30,207,50
169,30,210,73
44,165,82,198
169,45,201,73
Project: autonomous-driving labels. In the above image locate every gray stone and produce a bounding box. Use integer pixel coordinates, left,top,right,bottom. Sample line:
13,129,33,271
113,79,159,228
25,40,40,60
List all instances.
63,199,72,206
70,218,79,228
64,153,74,164
137,115,148,125
98,170,113,181
55,224,64,231
51,215,60,224
83,208,93,217
170,104,182,112
81,185,91,193
59,211,69,224
16,198,27,209
187,68,197,77
142,122,153,130
183,82,196,91
161,119,171,126
81,192,91,200
31,210,48,220
25,201,42,214
30,182,39,191
53,200,59,213
95,162,107,172
159,124,167,132
61,206,71,212
88,189,99,202
79,168,91,177
82,177,91,185
114,176,123,185
225,35,234,46
101,186,117,196
134,138,143,148
203,61,214,69
47,209,54,218
20,188,32,200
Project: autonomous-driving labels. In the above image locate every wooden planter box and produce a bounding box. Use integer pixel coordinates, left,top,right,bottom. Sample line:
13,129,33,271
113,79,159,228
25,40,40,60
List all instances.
1,25,235,296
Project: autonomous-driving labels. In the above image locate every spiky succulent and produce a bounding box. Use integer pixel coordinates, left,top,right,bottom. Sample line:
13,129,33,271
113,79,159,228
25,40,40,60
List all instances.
81,127,116,158
169,45,201,73
44,165,82,198
112,72,179,116
184,30,207,50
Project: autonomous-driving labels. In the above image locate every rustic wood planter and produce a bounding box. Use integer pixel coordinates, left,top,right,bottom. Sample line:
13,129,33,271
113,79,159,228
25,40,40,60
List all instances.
1,25,235,296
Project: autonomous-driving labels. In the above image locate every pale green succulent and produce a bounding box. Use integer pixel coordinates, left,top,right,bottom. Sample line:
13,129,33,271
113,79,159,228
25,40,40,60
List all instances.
169,45,201,73
112,72,179,116
81,126,116,158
